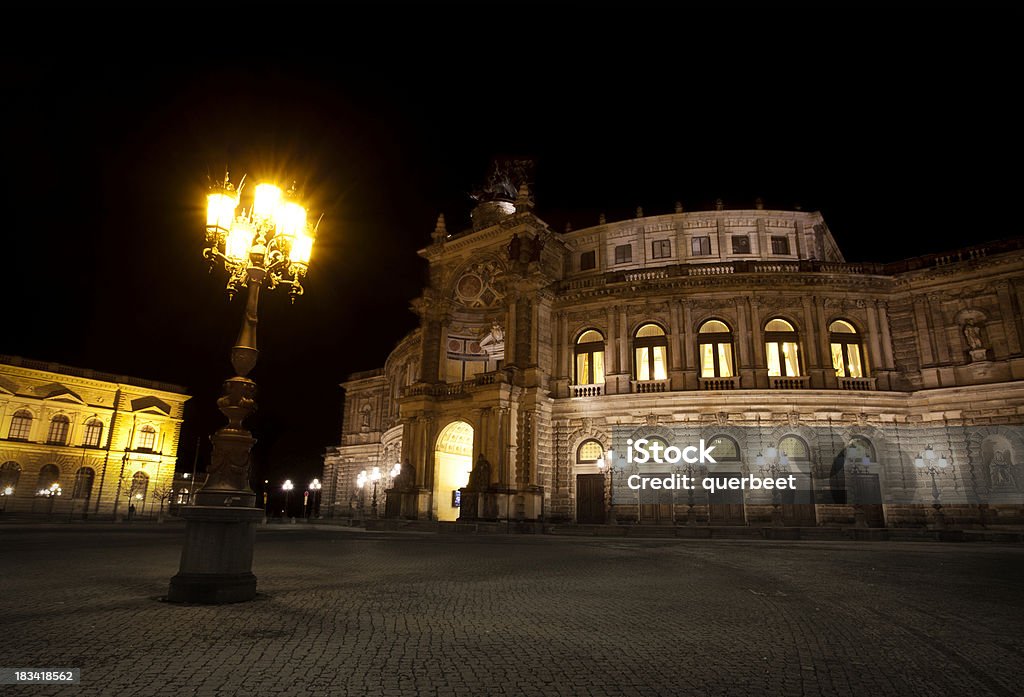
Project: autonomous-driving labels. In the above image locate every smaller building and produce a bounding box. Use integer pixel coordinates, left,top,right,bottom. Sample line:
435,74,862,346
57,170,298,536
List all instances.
0,355,189,519
168,472,208,516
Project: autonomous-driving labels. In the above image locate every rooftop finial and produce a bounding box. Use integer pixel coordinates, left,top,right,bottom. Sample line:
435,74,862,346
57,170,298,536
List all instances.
674,201,683,213
715,198,725,211
515,181,534,212
432,213,448,243
598,213,606,225
636,206,644,218
755,197,764,210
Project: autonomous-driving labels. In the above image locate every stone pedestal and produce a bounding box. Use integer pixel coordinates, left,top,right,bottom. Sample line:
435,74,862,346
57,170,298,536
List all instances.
969,348,988,363
167,505,263,604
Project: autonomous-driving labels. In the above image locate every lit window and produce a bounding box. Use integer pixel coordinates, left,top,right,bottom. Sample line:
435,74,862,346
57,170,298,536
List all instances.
634,323,668,381
137,425,157,452
691,236,711,256
707,436,740,461
580,250,596,271
614,244,632,264
575,330,606,386
577,440,604,463
83,419,103,448
764,318,801,377
8,410,32,441
651,240,671,259
698,320,734,378
47,415,70,445
771,236,790,255
732,236,750,254
829,320,865,378
779,436,809,460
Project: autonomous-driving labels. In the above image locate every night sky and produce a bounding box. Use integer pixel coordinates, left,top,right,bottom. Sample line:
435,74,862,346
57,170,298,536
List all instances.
3,16,1017,494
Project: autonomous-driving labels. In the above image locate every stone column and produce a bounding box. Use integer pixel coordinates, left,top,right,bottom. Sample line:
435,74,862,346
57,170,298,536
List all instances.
877,301,895,369
606,306,619,374
865,299,884,371
928,294,951,364
996,281,1021,355
912,294,936,366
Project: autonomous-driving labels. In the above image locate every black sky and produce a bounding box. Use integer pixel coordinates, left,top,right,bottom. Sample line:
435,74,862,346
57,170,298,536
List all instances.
2,14,1018,493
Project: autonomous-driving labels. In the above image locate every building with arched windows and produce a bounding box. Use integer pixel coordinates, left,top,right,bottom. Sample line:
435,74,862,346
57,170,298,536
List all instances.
323,181,1024,528
0,356,188,518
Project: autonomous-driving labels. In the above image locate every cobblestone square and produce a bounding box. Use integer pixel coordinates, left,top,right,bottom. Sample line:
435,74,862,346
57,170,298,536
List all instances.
2,526,1022,696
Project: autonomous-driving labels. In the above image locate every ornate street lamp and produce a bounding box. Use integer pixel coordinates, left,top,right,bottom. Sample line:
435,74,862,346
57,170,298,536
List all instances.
369,466,382,518
757,446,790,526
168,173,318,604
309,478,321,518
283,479,295,519
915,444,951,529
597,450,620,525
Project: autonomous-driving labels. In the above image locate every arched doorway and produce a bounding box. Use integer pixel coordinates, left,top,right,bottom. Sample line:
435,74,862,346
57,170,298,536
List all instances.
434,421,474,522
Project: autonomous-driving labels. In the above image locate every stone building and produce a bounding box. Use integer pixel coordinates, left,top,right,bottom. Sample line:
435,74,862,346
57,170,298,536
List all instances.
0,356,189,519
323,181,1024,528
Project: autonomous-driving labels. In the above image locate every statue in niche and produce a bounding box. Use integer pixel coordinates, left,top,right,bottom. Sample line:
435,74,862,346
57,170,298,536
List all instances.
469,453,492,491
479,322,505,361
989,449,1016,489
964,319,984,350
360,405,372,433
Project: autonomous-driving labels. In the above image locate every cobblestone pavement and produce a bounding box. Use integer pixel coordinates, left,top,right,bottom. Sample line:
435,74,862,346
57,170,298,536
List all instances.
1,525,1022,697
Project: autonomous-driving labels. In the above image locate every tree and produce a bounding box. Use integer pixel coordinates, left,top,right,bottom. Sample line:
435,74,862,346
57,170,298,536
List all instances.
151,484,173,520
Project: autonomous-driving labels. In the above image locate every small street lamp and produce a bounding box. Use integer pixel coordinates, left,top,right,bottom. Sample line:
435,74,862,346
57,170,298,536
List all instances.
757,446,789,526
915,445,951,529
309,478,322,519
370,466,382,518
40,482,62,517
1,486,13,512
169,172,318,604
356,470,368,520
597,450,620,525
283,479,295,519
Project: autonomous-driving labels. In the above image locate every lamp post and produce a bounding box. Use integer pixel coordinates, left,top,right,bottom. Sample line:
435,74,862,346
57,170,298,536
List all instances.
356,470,368,521
370,466,382,518
597,450,619,525
915,445,950,529
262,479,269,523
309,478,322,519
1,486,12,513
41,482,62,517
757,446,789,526
283,479,294,520
168,173,317,604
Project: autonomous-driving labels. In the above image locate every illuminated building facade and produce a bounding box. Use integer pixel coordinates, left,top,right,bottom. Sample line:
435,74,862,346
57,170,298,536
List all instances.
0,356,189,518
324,183,1024,527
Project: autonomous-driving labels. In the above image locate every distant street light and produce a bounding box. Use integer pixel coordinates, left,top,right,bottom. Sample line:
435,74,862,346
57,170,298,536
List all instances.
370,466,382,518
309,478,322,518
283,479,295,518
168,173,319,604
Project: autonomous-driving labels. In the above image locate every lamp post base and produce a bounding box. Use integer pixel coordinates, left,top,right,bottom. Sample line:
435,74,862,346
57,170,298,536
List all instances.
167,505,263,604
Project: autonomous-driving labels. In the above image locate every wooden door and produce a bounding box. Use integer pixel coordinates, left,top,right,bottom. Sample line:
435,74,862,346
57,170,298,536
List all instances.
708,472,746,525
576,474,605,524
780,472,817,526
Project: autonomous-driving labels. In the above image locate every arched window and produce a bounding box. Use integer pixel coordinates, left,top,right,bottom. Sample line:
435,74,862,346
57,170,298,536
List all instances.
574,330,606,386
698,320,734,378
764,318,801,377
846,437,875,465
634,323,668,381
0,461,21,494
577,439,604,463
137,424,157,452
707,435,740,461
83,418,104,448
46,415,70,445
779,435,809,460
130,471,149,504
36,464,60,494
8,410,32,441
829,320,865,378
72,467,95,500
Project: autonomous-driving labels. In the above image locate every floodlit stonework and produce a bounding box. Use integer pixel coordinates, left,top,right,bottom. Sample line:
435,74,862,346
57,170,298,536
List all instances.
0,356,189,519
324,182,1024,528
